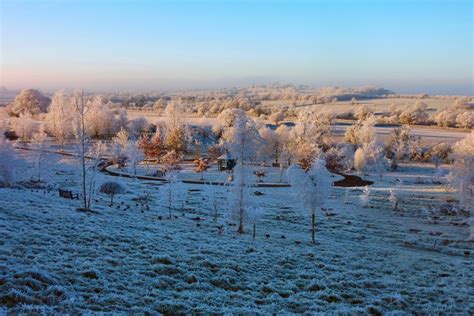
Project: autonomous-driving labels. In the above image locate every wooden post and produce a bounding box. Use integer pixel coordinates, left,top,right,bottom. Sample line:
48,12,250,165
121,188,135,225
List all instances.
253,223,256,239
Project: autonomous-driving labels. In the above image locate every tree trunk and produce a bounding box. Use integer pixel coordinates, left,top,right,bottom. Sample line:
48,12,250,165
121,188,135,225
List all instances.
168,191,172,219
237,170,244,233
311,210,316,244
253,223,256,239
81,129,87,210
237,222,244,234
77,90,88,211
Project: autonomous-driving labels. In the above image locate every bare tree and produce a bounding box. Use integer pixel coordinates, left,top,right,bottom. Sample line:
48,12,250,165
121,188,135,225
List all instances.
163,169,180,219
72,90,91,211
87,141,106,209
30,125,47,182
206,183,222,222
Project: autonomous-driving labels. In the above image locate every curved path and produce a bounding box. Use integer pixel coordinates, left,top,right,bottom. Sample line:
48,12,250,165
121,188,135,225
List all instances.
333,173,374,187
104,165,372,188
104,165,290,187
14,146,373,188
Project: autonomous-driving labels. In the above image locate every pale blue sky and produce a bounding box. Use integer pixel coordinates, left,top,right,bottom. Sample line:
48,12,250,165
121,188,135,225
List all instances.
1,0,473,94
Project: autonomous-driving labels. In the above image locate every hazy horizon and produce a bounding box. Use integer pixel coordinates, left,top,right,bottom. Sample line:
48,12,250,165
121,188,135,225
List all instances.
1,0,473,95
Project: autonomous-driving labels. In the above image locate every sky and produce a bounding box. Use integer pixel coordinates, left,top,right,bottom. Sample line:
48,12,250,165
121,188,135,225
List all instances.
1,0,473,95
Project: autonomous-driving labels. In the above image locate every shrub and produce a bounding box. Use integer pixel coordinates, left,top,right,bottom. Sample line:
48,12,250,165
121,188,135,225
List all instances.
99,181,126,204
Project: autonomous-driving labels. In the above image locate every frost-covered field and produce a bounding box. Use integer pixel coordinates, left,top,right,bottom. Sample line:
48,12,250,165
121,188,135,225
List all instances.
260,97,455,112
1,152,472,314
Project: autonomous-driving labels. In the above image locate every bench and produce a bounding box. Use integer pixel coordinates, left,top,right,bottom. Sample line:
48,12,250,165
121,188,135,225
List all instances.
58,189,79,200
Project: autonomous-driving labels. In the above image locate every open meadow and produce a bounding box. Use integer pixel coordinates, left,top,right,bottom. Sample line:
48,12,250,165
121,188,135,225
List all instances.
1,0,473,313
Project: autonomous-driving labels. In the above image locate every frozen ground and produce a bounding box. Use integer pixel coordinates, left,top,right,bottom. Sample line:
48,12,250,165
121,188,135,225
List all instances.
127,107,471,143
0,153,473,313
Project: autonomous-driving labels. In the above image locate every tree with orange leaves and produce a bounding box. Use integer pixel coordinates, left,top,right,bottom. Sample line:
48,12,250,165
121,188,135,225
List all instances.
194,158,210,180
138,130,164,160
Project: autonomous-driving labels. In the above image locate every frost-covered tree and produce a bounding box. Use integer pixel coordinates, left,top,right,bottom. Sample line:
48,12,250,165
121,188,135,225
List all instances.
72,90,91,211
386,125,413,162
428,143,452,166
362,141,385,174
449,132,474,213
354,147,366,175
388,189,399,211
354,104,373,121
224,110,262,233
164,119,188,154
85,95,118,137
162,169,181,219
352,142,383,176
0,138,24,187
468,217,474,241
163,103,188,154
10,114,38,141
99,181,126,205
11,89,50,116
325,145,355,173
389,179,403,211
287,108,332,168
286,159,332,244
126,139,145,177
112,129,142,171
268,108,286,125
116,109,129,131
451,97,469,109
30,126,47,182
344,115,376,146
358,115,377,145
207,183,222,221
87,141,107,210
128,116,149,138
258,127,280,164
434,98,472,128
228,163,261,234
111,128,130,166
248,206,263,239
399,101,429,125
162,150,183,171
455,111,474,129
360,185,370,207
46,91,75,147
275,124,292,167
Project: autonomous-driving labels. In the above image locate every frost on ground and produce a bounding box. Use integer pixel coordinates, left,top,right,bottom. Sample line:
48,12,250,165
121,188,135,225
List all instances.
0,156,472,314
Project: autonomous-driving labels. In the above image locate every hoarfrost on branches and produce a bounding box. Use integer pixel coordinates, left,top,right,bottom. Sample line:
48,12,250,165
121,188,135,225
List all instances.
286,158,332,243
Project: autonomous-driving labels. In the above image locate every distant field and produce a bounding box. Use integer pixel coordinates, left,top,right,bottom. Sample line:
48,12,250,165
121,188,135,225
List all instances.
127,108,469,146
1,100,469,147
261,97,456,113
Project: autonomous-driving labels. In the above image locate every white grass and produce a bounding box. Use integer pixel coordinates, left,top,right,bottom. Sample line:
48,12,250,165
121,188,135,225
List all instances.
0,150,472,313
